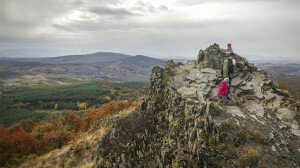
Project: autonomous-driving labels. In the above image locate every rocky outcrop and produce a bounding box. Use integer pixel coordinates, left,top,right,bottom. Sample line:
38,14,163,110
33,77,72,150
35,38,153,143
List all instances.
93,44,300,168
21,44,300,168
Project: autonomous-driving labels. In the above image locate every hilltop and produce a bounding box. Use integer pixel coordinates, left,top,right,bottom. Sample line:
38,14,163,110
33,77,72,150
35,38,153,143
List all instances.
0,52,164,82
20,44,300,168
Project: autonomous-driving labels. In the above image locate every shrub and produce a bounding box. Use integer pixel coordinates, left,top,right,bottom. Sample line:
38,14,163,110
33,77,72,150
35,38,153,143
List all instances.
194,138,204,150
0,128,42,167
61,112,81,132
32,122,55,139
248,131,264,143
220,119,239,131
218,144,237,156
70,141,85,157
43,130,74,149
80,100,138,131
239,146,261,167
208,135,219,146
238,128,263,144
65,156,77,168
209,103,223,116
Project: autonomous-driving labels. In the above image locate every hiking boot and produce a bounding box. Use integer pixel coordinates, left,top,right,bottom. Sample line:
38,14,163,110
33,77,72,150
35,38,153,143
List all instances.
227,95,231,100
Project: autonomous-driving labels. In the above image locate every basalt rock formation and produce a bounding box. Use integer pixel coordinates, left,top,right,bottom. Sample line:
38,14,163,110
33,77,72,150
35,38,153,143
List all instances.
21,44,300,168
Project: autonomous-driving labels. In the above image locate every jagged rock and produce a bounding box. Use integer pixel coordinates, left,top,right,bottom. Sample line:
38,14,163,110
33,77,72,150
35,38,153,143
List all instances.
248,63,257,71
177,87,198,98
231,76,244,87
208,103,223,117
197,43,226,69
276,108,296,122
240,82,254,92
197,49,205,63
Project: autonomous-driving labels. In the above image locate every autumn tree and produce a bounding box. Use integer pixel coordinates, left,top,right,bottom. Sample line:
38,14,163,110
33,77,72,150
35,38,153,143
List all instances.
77,101,89,110
0,100,138,166
61,112,81,132
0,128,42,167
43,130,74,149
32,122,55,139
80,100,138,131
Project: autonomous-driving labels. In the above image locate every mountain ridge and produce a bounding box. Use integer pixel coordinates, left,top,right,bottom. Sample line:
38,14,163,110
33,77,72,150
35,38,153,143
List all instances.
0,52,165,82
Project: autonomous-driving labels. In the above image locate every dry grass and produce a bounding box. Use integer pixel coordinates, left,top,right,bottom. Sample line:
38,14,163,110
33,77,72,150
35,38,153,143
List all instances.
194,138,204,150
238,129,264,144
218,143,237,156
19,104,137,168
238,146,261,167
220,119,239,131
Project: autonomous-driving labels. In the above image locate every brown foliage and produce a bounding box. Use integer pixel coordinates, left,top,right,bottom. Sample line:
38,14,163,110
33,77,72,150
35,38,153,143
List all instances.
32,122,55,139
43,130,74,149
61,112,82,132
0,128,42,166
80,100,138,131
0,100,138,166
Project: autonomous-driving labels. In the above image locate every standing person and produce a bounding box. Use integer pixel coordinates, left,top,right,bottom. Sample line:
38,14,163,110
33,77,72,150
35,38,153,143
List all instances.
226,43,233,56
218,78,230,106
222,54,236,96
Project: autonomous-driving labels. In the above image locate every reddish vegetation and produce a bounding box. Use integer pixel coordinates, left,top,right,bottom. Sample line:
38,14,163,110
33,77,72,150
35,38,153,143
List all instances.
81,100,138,131
0,100,138,167
0,128,43,166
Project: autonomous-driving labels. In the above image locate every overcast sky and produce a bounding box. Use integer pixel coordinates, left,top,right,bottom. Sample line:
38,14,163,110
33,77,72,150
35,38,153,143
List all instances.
0,0,300,60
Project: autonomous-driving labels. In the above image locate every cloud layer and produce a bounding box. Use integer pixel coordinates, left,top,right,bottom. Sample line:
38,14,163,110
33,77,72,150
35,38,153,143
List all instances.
0,0,299,59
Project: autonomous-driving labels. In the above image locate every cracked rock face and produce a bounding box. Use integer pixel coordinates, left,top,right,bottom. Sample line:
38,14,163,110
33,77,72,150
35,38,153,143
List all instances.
92,44,300,168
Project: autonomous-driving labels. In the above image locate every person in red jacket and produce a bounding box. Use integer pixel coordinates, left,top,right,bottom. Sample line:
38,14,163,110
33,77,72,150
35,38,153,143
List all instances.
218,78,230,106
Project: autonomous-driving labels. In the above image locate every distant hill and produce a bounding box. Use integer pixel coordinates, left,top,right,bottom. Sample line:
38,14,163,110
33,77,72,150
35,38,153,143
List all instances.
255,62,300,77
0,52,165,82
0,48,89,58
0,52,132,64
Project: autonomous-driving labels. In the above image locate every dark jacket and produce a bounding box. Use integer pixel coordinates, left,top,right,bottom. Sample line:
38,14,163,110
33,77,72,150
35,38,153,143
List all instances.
222,58,234,78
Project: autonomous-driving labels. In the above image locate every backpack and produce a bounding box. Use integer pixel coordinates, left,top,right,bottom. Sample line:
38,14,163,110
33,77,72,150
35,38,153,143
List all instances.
220,58,234,76
228,59,234,73
220,61,224,75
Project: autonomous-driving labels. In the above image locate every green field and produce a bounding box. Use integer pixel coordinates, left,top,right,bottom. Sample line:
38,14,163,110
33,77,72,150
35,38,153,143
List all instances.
0,81,145,127
0,109,50,127
118,81,147,89
0,71,18,78
12,83,109,104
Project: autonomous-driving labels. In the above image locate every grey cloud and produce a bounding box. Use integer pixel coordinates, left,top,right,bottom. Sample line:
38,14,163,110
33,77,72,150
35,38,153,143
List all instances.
0,0,79,40
86,1,169,19
178,0,299,6
52,24,76,32
1,0,300,60
80,0,121,6
159,5,169,11
0,0,128,43
134,1,155,12
68,18,138,31
88,6,133,17
66,15,229,32
0,0,74,26
133,1,169,13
